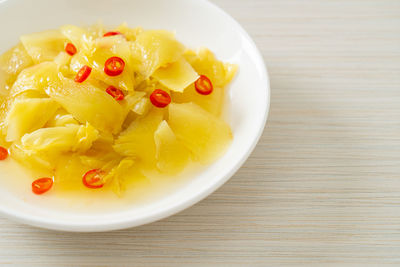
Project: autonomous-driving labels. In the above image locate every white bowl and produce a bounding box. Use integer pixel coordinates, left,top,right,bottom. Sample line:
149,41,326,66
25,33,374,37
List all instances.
0,0,270,232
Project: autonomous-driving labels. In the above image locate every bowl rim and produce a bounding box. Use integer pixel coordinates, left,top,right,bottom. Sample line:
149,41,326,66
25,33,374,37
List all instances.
0,0,270,232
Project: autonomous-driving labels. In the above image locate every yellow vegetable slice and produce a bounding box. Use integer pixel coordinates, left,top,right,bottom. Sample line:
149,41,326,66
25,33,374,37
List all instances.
5,98,59,142
154,120,190,173
21,123,99,153
131,97,151,116
45,108,79,127
20,30,67,63
103,158,135,196
53,51,72,77
0,43,33,92
0,62,58,126
114,108,164,168
184,48,237,88
114,23,143,41
10,143,54,173
60,25,89,49
86,22,106,40
80,141,121,172
54,154,87,191
152,57,199,93
168,103,232,164
121,91,146,117
45,77,125,134
131,30,185,78
10,62,60,97
172,83,225,116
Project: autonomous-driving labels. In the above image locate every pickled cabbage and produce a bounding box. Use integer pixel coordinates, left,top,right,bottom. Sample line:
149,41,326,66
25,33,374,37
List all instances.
0,23,237,196
5,98,59,142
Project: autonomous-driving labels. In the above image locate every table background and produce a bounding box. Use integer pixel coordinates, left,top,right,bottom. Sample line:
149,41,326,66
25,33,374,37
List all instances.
1,0,400,266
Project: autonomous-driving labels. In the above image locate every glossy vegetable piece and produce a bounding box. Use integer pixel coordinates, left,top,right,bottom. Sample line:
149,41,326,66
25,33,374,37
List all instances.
168,103,232,164
20,30,67,63
45,77,125,134
114,23,143,41
172,82,224,116
0,43,33,93
117,91,146,122
131,97,151,116
20,123,99,153
131,30,185,78
114,108,164,168
53,51,72,76
61,23,105,49
60,25,89,49
154,121,190,173
103,158,135,195
5,98,59,142
54,154,87,191
184,48,237,88
86,22,106,39
152,57,199,93
122,91,145,109
10,143,54,173
80,147,120,175
10,62,60,97
45,109,78,127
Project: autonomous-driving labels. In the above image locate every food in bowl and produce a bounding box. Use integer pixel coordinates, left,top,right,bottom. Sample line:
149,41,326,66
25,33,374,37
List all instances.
0,23,237,196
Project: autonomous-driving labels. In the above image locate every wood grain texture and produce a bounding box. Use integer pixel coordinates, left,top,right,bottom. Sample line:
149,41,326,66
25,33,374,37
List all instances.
1,0,400,266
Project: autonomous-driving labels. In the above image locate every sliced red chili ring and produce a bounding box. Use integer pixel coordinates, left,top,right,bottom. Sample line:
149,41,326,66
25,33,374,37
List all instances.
65,42,77,56
150,89,171,108
0,146,8,160
195,75,213,95
82,169,105,189
32,177,53,195
74,65,92,83
103,31,122,37
104,56,125,76
106,86,125,101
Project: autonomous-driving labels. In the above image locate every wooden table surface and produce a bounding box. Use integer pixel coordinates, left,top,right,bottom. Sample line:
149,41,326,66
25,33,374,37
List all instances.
1,0,400,266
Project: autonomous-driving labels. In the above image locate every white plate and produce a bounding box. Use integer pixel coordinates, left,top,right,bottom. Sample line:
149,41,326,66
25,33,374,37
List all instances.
0,0,270,232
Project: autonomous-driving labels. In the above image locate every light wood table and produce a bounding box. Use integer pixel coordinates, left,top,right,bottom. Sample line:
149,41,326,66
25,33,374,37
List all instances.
1,0,399,266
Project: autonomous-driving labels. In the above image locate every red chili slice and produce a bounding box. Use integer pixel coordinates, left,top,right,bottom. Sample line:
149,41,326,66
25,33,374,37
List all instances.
104,57,125,76
65,42,77,56
103,31,122,37
82,169,105,189
106,86,125,101
32,177,53,195
0,146,8,160
74,65,92,83
150,89,171,108
195,75,213,95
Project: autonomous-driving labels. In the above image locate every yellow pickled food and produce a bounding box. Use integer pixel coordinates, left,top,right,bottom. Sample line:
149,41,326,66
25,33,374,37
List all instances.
0,23,237,197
